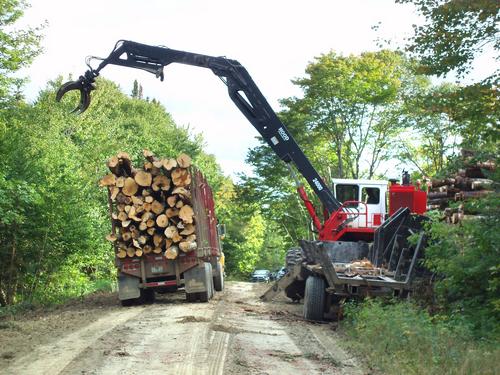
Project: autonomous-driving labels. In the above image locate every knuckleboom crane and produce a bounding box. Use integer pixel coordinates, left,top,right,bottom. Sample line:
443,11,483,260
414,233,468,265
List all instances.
57,40,361,240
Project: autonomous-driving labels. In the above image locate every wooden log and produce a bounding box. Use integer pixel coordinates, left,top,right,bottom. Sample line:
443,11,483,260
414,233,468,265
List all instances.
146,227,156,235
152,175,170,191
117,152,132,176
163,158,177,171
153,160,164,169
146,219,156,228
175,200,184,208
139,222,148,231
176,153,192,168
185,234,196,242
431,178,455,188
107,156,120,175
122,177,139,196
151,200,165,215
143,245,153,254
135,170,152,187
99,174,116,187
144,196,154,203
116,176,125,188
122,231,132,241
143,149,156,162
156,214,169,228
131,195,143,206
167,195,177,208
172,187,191,200
110,186,120,201
153,247,163,254
180,224,195,235
427,191,449,199
106,233,117,242
166,208,179,218
121,219,132,228
165,246,179,260
172,232,183,243
143,203,152,212
455,190,494,200
179,241,197,252
179,205,194,224
138,235,148,245
117,249,127,259
135,248,143,257
117,211,128,222
171,168,191,187
153,234,164,247
126,247,136,257
164,226,178,239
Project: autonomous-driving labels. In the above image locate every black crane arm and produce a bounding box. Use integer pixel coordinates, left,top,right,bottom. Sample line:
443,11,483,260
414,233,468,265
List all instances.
57,40,342,214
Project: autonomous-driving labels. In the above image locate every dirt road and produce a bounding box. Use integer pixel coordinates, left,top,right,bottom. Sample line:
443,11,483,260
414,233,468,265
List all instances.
0,282,365,375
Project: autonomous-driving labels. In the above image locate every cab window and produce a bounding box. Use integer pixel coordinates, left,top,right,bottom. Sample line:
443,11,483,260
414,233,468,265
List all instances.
362,187,380,204
335,184,359,205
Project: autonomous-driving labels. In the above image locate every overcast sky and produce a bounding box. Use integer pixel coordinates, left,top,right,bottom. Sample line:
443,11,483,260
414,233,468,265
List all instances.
18,0,479,179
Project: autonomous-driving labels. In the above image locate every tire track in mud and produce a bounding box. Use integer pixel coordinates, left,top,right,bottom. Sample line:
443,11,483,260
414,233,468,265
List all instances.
4,307,145,375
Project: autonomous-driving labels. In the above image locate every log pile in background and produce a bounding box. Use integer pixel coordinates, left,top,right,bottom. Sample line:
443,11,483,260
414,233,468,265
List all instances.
100,150,197,260
427,151,496,224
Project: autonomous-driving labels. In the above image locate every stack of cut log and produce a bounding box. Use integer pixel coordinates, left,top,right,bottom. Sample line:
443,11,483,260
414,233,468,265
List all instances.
428,156,496,223
100,150,197,260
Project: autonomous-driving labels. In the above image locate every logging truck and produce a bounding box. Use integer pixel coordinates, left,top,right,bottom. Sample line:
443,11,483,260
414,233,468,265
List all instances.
57,40,428,319
102,151,225,306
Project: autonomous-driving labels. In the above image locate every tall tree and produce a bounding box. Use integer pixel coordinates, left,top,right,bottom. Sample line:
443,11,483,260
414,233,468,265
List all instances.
397,0,499,78
290,50,415,179
0,0,44,103
397,0,499,147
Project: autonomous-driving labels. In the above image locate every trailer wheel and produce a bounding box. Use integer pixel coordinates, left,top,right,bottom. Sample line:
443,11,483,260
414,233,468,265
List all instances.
186,292,197,302
303,276,326,321
120,299,135,307
213,262,224,292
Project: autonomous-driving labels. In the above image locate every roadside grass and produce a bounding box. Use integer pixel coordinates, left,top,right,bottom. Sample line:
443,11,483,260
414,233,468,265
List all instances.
341,299,500,375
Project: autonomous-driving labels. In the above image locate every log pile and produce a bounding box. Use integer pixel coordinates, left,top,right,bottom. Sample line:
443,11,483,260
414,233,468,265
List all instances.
427,153,496,224
100,150,197,260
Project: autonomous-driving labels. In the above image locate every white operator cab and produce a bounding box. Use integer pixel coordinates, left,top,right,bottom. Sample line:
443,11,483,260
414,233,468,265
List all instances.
332,179,388,229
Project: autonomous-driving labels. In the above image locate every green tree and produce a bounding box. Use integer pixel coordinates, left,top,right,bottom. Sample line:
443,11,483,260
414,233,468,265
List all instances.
397,0,499,148
0,0,44,103
397,0,499,78
291,50,414,179
0,77,225,305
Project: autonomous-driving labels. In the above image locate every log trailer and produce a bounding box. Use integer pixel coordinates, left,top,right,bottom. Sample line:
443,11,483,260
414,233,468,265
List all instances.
57,40,428,319
116,168,224,306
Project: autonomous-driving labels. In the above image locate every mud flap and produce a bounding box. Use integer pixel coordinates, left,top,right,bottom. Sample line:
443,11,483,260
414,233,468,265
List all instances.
184,263,209,294
118,274,140,300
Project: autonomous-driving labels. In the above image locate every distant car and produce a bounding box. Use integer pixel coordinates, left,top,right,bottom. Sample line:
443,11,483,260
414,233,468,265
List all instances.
251,269,271,283
275,267,287,280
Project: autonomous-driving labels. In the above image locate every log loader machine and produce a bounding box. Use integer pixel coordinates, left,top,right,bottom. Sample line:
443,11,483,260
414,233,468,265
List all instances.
57,40,428,320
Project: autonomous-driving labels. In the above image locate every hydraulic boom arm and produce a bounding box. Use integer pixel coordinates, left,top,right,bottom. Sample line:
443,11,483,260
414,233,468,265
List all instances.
56,40,342,214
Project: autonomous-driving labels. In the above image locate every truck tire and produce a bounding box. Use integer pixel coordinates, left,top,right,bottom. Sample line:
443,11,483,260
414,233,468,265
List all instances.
213,262,224,292
120,298,135,307
303,276,326,321
142,289,155,304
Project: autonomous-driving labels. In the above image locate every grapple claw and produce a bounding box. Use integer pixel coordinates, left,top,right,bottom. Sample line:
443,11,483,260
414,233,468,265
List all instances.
56,70,98,114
